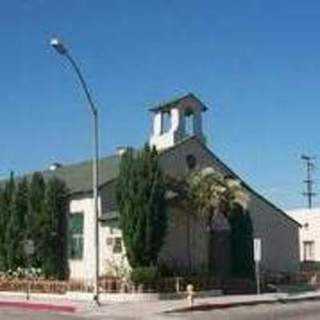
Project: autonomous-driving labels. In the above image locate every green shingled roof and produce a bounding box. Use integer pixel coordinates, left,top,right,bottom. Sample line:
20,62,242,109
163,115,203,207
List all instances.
47,155,121,194
0,154,121,195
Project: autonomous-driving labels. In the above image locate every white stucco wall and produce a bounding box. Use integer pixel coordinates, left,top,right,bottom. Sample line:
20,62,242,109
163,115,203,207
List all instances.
69,188,129,282
99,221,129,277
287,208,320,262
69,197,97,282
69,196,115,283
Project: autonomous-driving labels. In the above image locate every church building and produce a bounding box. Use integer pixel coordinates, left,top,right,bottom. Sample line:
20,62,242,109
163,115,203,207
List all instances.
22,93,301,282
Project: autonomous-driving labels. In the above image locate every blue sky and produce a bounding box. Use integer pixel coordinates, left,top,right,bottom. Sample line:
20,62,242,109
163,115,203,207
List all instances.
1,0,320,210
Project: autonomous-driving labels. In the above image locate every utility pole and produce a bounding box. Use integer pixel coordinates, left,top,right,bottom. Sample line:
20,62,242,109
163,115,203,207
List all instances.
301,155,317,209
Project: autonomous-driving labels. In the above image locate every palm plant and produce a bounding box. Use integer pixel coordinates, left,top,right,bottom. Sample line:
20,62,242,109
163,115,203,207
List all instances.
166,167,249,273
187,167,248,230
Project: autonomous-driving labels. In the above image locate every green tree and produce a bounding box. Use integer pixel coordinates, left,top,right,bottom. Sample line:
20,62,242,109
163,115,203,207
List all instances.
4,172,17,270
0,187,6,270
43,176,69,280
0,172,70,278
28,172,46,267
186,168,246,229
228,203,254,279
6,178,29,269
116,145,167,268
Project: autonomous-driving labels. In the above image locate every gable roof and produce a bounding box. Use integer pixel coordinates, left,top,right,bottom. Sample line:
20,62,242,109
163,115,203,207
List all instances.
201,143,301,228
0,137,299,228
0,154,121,195
149,93,208,113
161,136,300,227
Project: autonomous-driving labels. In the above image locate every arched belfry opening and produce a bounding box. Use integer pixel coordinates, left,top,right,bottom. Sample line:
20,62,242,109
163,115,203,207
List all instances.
161,111,172,134
184,109,195,137
149,93,207,151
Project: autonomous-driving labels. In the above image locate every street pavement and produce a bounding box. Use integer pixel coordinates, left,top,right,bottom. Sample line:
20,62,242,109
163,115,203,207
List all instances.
167,301,320,320
2,300,320,319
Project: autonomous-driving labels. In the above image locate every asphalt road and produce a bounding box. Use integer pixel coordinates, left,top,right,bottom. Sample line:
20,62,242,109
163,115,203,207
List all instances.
167,301,320,320
2,301,320,319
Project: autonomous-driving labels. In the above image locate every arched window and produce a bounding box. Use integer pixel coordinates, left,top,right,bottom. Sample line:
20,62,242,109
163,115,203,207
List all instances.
161,111,171,133
185,110,195,136
186,154,197,170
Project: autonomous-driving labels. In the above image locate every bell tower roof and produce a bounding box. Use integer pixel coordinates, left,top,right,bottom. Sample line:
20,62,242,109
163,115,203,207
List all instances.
149,93,208,113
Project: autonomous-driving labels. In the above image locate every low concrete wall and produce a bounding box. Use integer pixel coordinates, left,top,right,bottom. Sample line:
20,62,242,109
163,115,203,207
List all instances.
67,289,222,302
0,288,221,303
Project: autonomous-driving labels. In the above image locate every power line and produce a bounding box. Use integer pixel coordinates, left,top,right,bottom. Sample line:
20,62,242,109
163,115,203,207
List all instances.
301,154,317,209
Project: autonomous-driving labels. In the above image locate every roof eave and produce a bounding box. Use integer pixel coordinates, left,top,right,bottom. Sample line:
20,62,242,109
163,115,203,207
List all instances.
149,93,208,113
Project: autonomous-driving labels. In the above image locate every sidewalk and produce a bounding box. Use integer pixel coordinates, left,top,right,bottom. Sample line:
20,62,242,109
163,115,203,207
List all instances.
0,291,85,313
85,291,320,318
1,290,320,317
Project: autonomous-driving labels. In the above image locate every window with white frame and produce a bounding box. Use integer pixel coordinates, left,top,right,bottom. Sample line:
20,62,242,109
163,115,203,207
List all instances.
106,236,123,254
113,237,122,254
303,241,315,261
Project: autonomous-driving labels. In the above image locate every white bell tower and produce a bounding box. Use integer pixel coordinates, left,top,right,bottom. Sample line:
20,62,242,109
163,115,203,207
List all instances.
149,93,207,151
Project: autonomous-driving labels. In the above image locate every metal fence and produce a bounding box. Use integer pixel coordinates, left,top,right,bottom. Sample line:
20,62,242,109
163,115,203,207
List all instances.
0,272,319,295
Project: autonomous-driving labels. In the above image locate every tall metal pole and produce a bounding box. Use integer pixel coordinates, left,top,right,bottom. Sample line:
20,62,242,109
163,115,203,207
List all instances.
92,108,100,304
66,53,101,304
50,39,100,304
301,155,316,209
307,159,312,209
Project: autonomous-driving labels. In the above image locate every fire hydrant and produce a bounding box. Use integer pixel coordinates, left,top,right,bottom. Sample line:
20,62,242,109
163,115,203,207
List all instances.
186,284,195,307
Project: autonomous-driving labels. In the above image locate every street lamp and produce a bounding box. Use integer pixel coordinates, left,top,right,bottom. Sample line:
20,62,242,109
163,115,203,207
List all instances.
50,38,100,304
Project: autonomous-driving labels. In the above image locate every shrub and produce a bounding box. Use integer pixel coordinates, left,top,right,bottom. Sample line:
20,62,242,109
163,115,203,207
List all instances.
4,267,43,280
116,145,167,268
130,266,158,285
158,263,174,278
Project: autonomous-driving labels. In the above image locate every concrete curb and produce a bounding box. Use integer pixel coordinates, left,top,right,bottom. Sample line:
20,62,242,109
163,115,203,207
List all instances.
279,295,320,304
0,300,78,313
165,299,276,313
165,294,320,313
